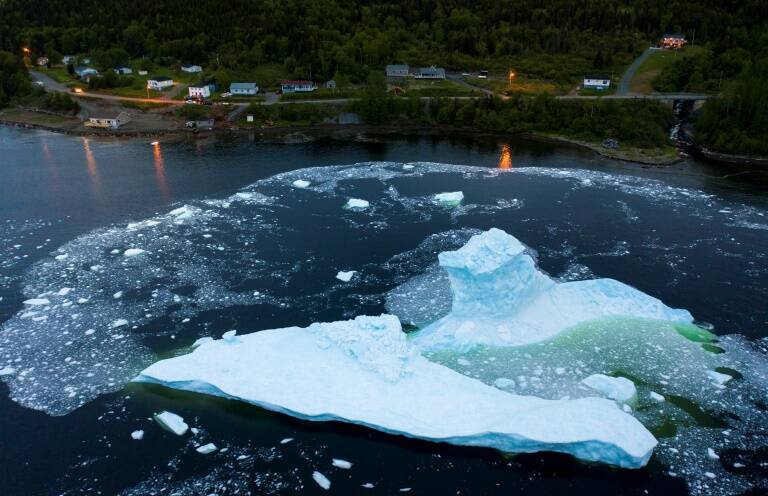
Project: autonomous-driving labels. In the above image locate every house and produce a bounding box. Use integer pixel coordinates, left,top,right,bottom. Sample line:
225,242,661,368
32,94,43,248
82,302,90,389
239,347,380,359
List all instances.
74,66,99,78
181,64,203,73
325,80,336,89
147,76,174,90
280,80,317,93
662,34,687,50
36,57,49,67
583,76,611,90
84,112,131,130
62,55,75,65
416,66,446,79
138,70,148,76
385,64,409,79
188,85,214,99
230,82,259,96
81,58,91,65
113,66,133,75
185,119,215,130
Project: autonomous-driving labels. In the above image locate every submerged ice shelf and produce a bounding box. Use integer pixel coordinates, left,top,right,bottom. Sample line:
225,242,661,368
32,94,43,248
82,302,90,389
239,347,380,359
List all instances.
134,314,657,468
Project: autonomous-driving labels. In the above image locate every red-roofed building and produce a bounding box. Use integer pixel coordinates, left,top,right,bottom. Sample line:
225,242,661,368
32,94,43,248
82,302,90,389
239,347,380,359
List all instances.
280,80,317,93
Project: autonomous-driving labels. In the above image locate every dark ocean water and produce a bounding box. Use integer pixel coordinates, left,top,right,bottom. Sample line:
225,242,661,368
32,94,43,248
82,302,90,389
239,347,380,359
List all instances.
0,126,767,495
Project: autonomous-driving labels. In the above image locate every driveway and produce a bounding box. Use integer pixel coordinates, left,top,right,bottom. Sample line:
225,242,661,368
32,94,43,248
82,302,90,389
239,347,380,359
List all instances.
617,47,660,95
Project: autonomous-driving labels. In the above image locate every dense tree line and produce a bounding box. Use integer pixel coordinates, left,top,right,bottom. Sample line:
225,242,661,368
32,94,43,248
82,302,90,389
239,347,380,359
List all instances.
0,51,31,106
1,0,765,84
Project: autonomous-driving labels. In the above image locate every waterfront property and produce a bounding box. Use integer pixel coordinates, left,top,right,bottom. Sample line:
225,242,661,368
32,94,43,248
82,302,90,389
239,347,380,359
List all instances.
583,76,611,90
185,119,215,130
84,112,131,129
280,80,317,93
181,64,203,73
662,34,687,50
147,77,174,90
113,66,133,75
188,85,214,99
416,66,446,79
230,82,259,96
386,64,410,79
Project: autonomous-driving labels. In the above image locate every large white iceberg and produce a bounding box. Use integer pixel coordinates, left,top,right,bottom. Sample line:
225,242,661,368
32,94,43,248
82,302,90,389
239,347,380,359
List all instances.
134,314,656,468
411,228,693,351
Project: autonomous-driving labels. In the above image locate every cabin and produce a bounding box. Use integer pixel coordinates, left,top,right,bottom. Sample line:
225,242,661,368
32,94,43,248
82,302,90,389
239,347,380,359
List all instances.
230,82,259,96
84,112,131,130
147,77,174,90
138,70,148,76
280,80,317,93
325,80,336,89
478,70,489,79
416,66,446,79
582,76,611,91
62,55,75,65
181,64,203,73
662,34,686,50
385,64,409,79
36,57,49,67
113,66,133,75
74,67,99,78
188,85,214,99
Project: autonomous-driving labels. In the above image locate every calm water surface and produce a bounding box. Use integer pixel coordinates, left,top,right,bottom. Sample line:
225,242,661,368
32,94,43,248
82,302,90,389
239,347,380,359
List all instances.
1,127,767,495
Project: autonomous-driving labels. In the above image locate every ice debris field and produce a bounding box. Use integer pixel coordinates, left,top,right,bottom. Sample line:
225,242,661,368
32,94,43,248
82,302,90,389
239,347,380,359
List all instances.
1,162,768,495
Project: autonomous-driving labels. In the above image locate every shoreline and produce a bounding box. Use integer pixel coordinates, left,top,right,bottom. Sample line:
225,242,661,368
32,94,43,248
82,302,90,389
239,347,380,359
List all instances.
0,113,682,165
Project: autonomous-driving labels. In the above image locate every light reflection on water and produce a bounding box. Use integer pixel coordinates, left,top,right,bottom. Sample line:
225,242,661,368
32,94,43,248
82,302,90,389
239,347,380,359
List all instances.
498,143,512,169
81,137,101,201
152,142,170,199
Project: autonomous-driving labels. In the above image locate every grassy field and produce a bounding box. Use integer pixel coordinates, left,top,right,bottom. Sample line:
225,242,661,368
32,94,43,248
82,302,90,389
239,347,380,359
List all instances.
629,46,704,93
465,76,560,95
280,88,362,101
404,79,478,97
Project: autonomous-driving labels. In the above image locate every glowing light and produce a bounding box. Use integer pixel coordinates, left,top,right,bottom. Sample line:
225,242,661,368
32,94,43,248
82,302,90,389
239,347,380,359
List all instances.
152,142,171,200
150,141,159,146
498,144,512,169
82,138,102,199
73,87,83,94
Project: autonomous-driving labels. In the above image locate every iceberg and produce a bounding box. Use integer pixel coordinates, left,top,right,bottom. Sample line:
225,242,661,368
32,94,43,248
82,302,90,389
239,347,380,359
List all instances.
336,270,356,282
344,198,370,209
292,179,311,188
581,374,637,404
153,411,188,436
411,228,692,351
134,314,656,468
433,191,464,206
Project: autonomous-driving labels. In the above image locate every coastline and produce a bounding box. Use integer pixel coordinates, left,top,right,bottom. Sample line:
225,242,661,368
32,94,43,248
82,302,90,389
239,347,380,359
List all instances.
0,111,682,165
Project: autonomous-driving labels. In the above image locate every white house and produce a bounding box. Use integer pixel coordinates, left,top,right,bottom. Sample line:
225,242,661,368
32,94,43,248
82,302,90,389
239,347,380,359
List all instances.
385,64,409,79
188,85,212,99
147,76,174,90
62,55,75,65
181,64,202,73
74,66,99,78
230,82,259,95
280,80,317,93
416,66,446,79
583,76,611,91
138,70,148,76
325,80,336,89
84,112,131,130
113,66,133,75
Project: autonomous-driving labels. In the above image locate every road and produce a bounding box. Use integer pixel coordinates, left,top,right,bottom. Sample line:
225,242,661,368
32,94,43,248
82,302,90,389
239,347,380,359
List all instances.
617,47,660,96
446,73,495,97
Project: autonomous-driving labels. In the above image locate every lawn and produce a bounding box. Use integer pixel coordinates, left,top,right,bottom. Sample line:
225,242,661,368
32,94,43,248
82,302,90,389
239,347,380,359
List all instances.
280,87,362,101
403,79,478,97
464,76,559,95
630,46,704,94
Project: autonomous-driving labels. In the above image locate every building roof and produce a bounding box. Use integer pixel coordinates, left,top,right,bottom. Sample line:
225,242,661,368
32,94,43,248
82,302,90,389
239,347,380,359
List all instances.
663,33,686,38
231,82,258,90
150,76,172,82
584,75,611,80
386,64,409,71
419,66,445,76
281,80,314,85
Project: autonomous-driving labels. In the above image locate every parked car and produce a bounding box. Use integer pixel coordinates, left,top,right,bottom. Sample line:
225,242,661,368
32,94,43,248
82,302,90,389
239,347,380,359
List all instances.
220,92,232,98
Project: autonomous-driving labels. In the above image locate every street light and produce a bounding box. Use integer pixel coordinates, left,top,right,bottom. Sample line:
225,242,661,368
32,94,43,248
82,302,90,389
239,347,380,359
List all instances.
508,70,516,85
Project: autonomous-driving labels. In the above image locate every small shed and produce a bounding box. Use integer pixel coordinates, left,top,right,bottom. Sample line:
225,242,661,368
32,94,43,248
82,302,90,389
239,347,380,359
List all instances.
325,80,337,89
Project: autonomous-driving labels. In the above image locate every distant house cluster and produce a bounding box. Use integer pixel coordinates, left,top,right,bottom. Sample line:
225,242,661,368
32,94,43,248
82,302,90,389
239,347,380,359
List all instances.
385,64,446,80
583,76,611,91
662,34,687,50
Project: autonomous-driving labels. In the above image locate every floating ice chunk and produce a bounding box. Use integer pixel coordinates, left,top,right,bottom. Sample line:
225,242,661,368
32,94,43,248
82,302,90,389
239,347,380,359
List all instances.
312,471,331,490
196,443,218,454
402,164,415,170
706,370,732,385
344,198,369,210
336,271,356,282
707,448,719,460
56,288,73,296
362,483,375,488
84,329,96,336
153,411,189,436
123,248,146,257
433,191,464,206
192,337,214,348
280,437,294,444
134,315,657,468
113,291,123,299
222,330,238,343
54,254,68,261
704,472,716,479
400,488,412,492
111,319,129,328
292,179,311,188
494,377,514,389
649,391,665,402
0,367,16,376
131,430,144,440
23,298,50,306
332,458,352,469
582,374,637,404
412,229,693,351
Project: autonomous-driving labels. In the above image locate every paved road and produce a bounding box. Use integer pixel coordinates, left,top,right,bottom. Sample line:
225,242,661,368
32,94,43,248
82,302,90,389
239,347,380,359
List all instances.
446,73,495,96
31,71,186,105
558,93,710,101
617,47,660,95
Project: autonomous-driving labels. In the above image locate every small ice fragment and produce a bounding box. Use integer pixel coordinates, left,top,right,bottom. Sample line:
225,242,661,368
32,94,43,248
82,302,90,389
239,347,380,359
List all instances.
312,471,331,490
457,358,471,366
222,330,238,342
113,291,123,299
111,319,129,328
400,488,412,492
332,458,352,469
0,366,17,376
123,248,146,257
706,370,732,385
196,443,218,454
344,198,369,209
280,437,294,444
153,411,189,436
131,430,144,440
336,271,356,282
192,337,214,348
56,288,73,296
649,391,665,402
292,179,311,188
402,164,415,170
622,404,632,413
707,448,720,460
433,191,464,205
84,329,96,336
704,472,716,479
734,462,745,468
77,298,89,304
190,427,200,435
362,483,375,489
110,249,121,255
23,298,50,306
493,377,514,389
55,254,68,261
237,454,250,461
581,374,637,404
